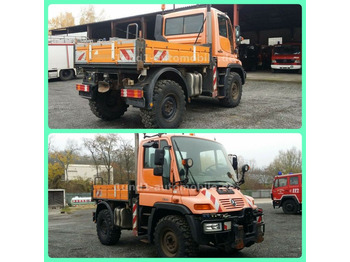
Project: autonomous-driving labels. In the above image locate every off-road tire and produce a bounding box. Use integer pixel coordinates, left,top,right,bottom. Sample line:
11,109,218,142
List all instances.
89,90,128,120
59,69,75,81
140,80,186,128
96,209,121,245
282,199,298,214
154,215,198,257
219,72,242,108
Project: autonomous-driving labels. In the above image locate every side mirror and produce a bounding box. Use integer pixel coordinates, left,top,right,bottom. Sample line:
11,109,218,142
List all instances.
154,149,165,165
235,25,242,45
153,166,163,176
231,155,238,171
242,164,250,174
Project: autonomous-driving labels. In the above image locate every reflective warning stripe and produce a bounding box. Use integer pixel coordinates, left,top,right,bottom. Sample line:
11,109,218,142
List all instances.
154,50,169,61
119,49,135,62
132,203,138,236
212,64,218,97
201,189,222,212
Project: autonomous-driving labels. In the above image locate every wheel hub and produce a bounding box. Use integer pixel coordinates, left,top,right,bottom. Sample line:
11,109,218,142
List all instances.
161,96,177,120
161,230,178,256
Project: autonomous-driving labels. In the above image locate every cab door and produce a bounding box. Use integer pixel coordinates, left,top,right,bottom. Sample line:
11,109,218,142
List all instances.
215,13,235,67
273,177,289,200
138,139,173,206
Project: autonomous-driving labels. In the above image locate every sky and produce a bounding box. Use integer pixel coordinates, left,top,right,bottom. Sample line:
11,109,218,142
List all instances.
48,4,194,24
49,133,301,168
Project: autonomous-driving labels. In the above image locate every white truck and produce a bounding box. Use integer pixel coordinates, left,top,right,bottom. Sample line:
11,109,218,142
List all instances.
48,36,89,81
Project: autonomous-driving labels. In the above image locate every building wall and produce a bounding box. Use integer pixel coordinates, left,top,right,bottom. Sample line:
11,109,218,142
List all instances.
67,164,113,183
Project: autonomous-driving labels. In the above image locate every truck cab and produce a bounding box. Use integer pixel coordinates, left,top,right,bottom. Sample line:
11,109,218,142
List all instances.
271,43,302,73
271,173,302,214
92,134,264,257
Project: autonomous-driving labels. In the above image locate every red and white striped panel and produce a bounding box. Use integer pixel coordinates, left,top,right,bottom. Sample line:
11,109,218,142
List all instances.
201,189,222,212
75,51,86,62
119,49,135,62
153,50,169,62
212,65,218,97
132,202,138,236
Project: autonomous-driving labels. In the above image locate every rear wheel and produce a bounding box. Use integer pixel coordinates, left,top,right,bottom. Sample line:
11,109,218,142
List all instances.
89,90,128,120
96,209,121,245
140,80,186,128
154,215,198,257
59,69,74,81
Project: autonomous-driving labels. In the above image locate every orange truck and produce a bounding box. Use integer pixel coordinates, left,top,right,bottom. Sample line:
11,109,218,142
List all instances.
76,5,246,128
92,134,264,257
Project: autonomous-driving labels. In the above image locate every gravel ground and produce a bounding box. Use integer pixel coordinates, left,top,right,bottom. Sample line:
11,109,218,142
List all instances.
48,74,301,129
48,201,302,258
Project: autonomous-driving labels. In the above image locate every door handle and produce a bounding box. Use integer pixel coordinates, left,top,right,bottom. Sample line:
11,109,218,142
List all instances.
218,50,223,53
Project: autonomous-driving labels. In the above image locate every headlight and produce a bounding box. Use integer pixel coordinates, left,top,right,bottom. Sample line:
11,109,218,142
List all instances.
272,59,276,63
295,60,300,64
203,222,222,232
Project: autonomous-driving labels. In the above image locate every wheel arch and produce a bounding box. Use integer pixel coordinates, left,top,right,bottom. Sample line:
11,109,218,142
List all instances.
144,67,189,108
226,64,246,85
147,203,198,244
95,201,114,222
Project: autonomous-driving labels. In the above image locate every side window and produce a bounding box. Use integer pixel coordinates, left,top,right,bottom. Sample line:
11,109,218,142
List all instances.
218,15,228,37
275,178,288,188
160,140,171,189
165,14,204,36
290,176,299,185
144,147,156,168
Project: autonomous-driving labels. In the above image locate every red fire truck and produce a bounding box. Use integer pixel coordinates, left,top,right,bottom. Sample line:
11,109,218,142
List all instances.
271,43,301,73
271,173,302,214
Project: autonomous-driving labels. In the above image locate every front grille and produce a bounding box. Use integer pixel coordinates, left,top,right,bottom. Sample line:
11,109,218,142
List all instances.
276,59,295,63
219,198,244,210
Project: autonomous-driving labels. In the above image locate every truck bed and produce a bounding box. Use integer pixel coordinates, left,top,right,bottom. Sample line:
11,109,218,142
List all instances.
93,184,129,201
75,38,210,67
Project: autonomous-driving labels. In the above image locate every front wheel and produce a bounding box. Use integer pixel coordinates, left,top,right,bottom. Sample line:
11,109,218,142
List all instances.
140,80,186,128
154,215,198,257
282,199,298,214
219,72,242,108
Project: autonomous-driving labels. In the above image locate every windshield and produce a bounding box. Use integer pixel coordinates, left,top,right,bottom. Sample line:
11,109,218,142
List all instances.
171,136,237,186
274,45,300,55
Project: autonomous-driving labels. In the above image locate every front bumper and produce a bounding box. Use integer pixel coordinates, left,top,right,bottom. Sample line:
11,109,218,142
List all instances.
188,208,265,249
271,64,301,70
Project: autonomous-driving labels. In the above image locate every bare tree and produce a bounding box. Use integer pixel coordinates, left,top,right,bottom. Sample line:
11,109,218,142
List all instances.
266,147,302,176
83,137,102,182
93,134,120,184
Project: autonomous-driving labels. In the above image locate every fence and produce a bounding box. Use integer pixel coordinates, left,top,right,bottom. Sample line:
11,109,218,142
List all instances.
242,189,271,198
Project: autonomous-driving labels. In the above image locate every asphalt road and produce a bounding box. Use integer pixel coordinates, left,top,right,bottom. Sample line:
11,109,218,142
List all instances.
48,75,302,129
48,201,302,258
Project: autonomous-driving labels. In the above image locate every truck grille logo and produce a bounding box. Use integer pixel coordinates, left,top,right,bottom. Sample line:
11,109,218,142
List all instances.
230,199,237,206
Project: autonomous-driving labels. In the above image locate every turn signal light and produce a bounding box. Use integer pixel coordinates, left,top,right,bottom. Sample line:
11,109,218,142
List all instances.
194,204,212,210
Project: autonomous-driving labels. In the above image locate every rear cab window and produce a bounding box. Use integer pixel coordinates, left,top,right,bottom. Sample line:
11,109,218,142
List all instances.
165,13,204,35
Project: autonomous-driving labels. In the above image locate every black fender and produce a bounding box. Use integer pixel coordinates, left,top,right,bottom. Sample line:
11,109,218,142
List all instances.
143,67,189,109
93,201,113,222
226,63,246,85
147,203,199,243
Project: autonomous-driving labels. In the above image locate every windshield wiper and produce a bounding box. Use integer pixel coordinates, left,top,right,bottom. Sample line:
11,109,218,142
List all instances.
203,180,234,187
